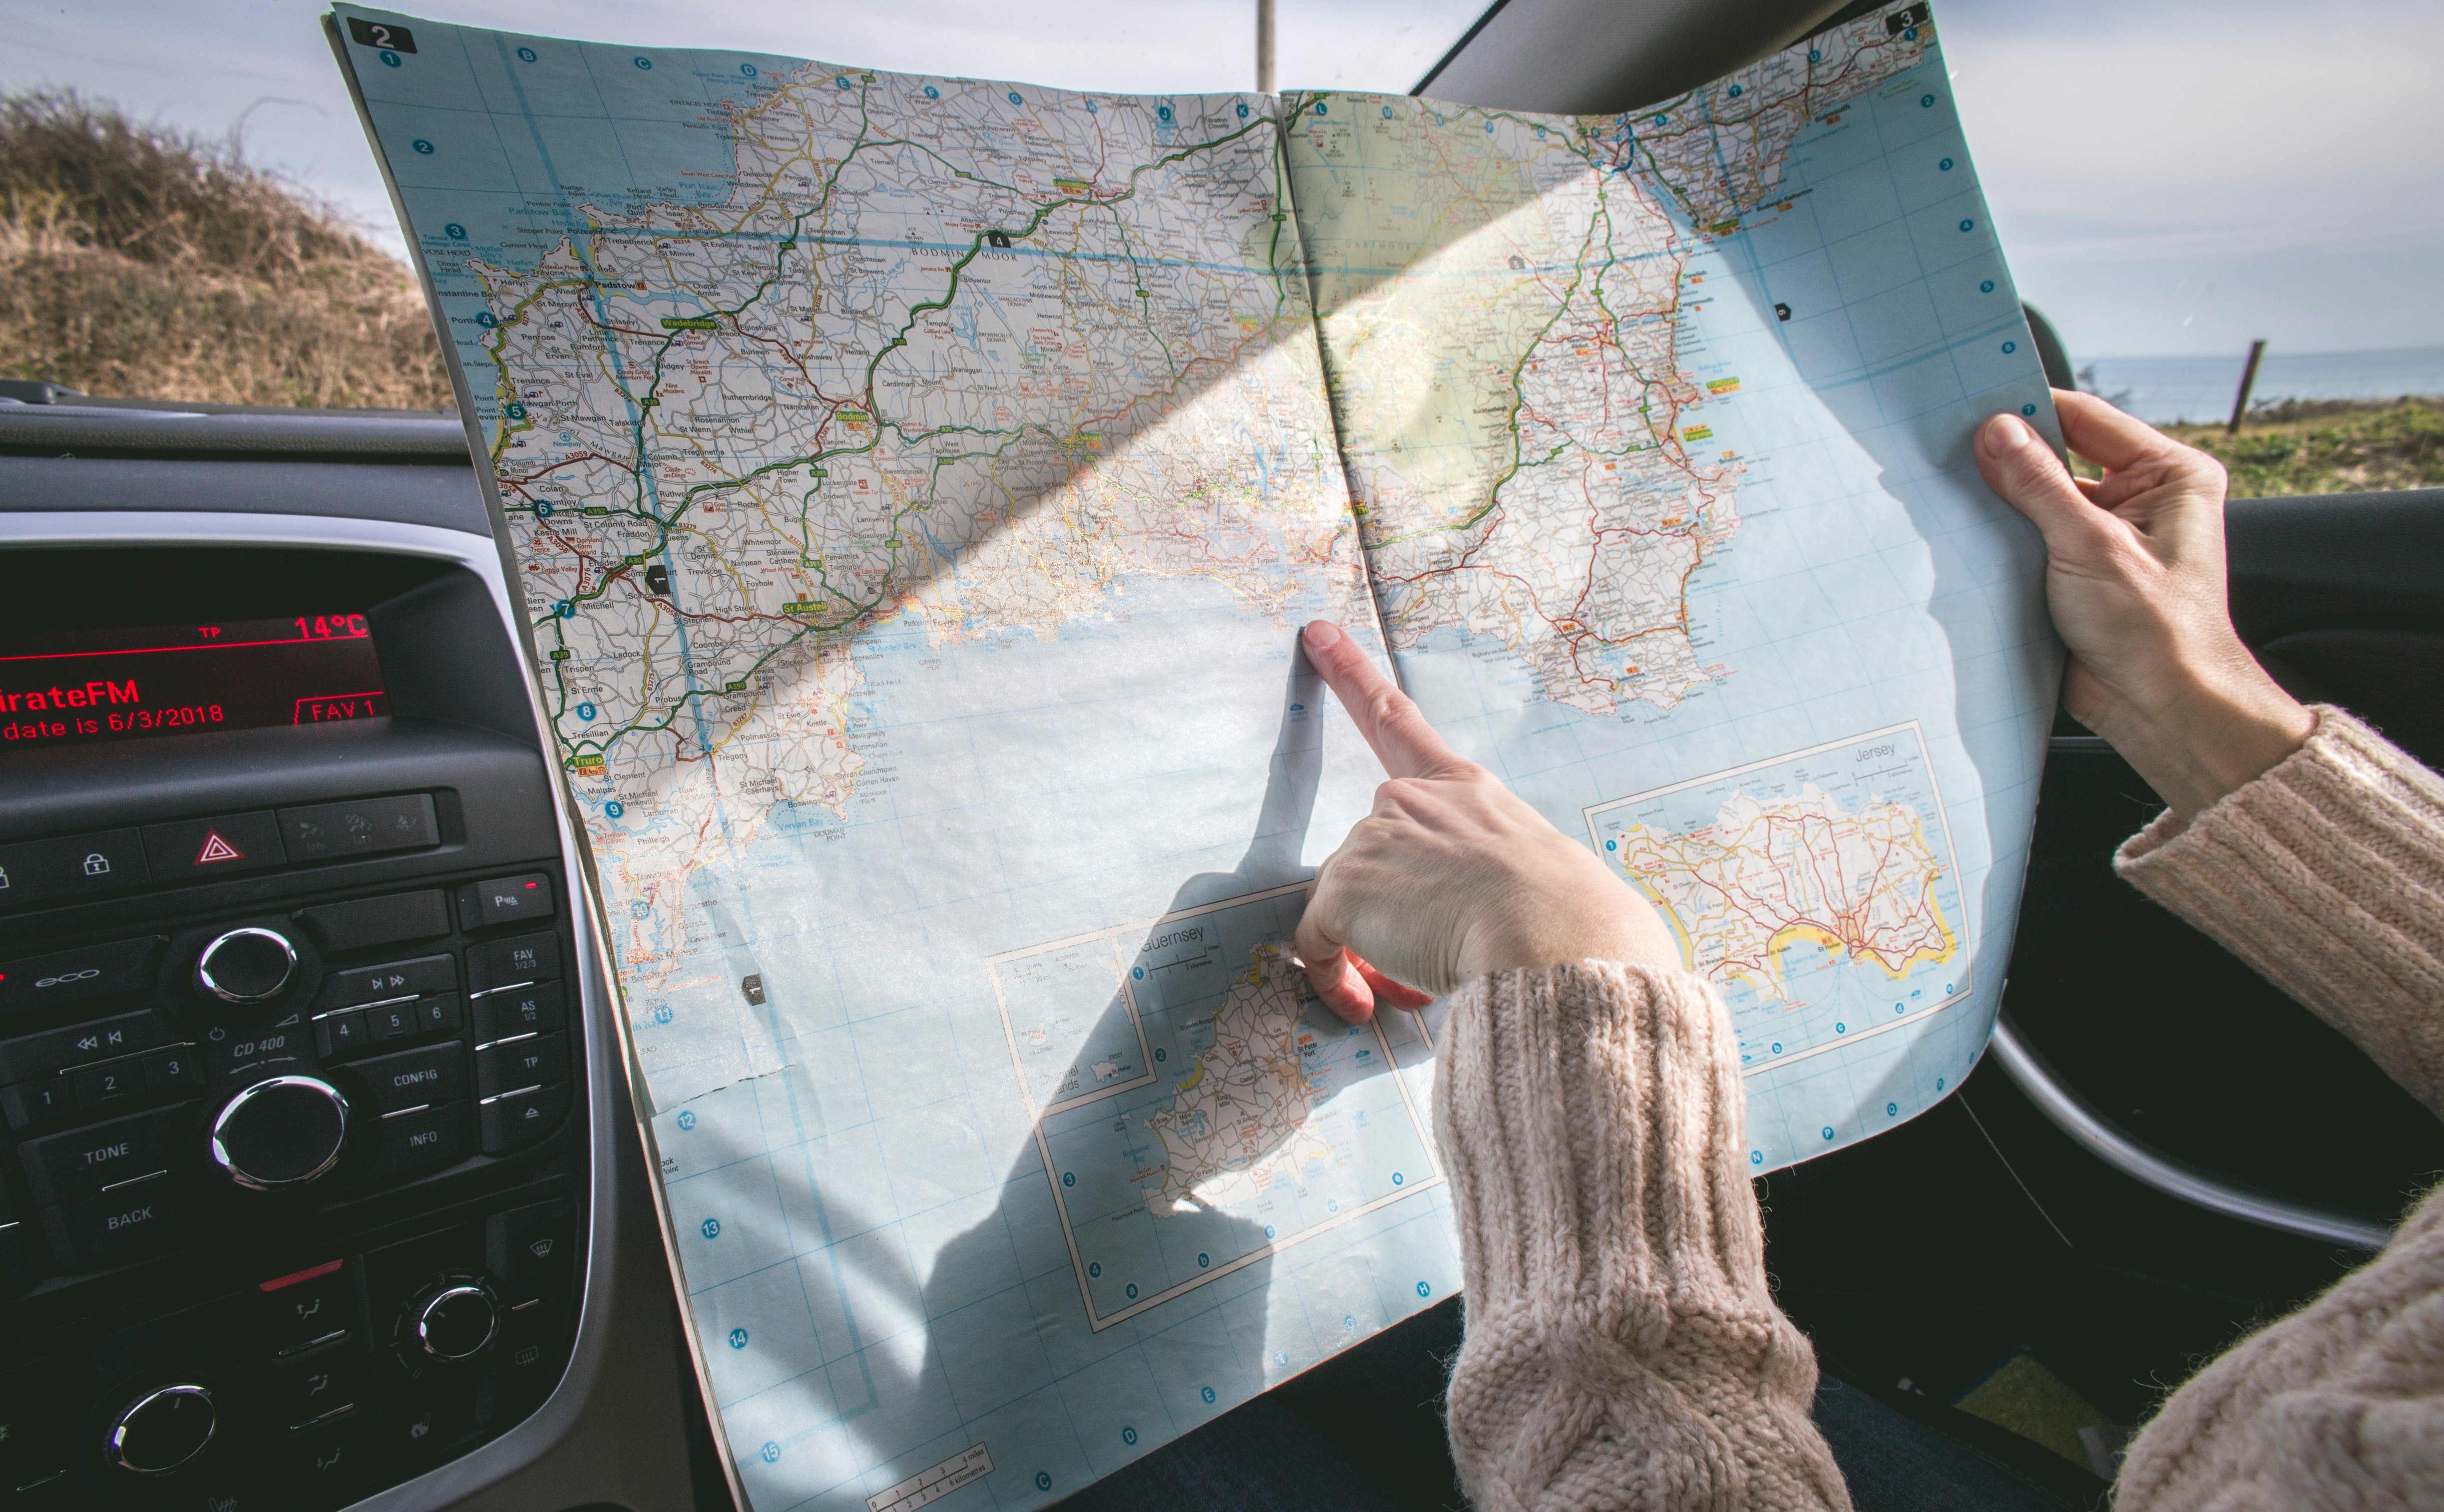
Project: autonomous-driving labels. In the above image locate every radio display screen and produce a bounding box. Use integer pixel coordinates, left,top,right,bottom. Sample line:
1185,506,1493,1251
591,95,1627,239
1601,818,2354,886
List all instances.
0,614,388,752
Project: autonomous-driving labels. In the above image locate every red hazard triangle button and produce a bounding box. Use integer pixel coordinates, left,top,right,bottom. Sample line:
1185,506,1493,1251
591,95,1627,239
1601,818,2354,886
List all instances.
195,831,245,865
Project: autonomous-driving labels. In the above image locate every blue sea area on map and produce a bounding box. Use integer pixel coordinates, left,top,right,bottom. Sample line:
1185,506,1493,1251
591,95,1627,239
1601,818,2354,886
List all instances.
1392,40,2058,1172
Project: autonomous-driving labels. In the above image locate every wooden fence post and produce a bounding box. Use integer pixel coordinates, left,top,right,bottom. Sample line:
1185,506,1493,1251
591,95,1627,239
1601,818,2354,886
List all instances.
2227,340,2267,434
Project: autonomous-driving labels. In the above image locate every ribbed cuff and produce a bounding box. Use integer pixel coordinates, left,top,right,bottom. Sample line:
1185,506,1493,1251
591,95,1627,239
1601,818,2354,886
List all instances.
1433,962,1848,1511
1433,961,1770,1326
2117,706,2444,1113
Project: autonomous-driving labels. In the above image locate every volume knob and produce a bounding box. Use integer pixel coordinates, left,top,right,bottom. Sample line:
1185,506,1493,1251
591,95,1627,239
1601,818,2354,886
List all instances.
209,1076,349,1190
195,927,298,1004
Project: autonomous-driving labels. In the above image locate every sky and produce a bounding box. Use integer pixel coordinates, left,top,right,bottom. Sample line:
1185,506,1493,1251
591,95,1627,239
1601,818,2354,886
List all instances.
3,0,2439,362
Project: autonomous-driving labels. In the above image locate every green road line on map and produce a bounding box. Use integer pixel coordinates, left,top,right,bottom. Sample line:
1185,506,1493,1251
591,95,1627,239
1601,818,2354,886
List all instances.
504,98,1284,754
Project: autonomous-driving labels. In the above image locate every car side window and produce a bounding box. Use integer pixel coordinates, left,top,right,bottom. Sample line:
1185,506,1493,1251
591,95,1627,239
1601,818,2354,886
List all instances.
1942,4,2440,498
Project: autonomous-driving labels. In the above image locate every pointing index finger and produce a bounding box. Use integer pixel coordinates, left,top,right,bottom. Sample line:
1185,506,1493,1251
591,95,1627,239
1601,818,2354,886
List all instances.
1301,620,1464,780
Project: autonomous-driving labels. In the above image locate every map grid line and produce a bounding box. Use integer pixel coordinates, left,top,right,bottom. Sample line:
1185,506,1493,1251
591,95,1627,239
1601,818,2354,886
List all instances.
984,880,1447,1332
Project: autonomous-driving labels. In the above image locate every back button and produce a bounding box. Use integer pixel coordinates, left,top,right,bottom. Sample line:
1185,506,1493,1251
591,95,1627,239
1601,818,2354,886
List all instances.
42,1177,187,1269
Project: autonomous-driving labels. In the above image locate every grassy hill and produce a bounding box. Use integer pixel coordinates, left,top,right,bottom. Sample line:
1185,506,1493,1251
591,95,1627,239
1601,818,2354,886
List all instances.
0,89,450,409
2165,398,2444,498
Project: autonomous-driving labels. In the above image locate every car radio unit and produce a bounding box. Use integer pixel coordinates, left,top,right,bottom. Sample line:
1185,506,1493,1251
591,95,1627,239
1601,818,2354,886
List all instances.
0,541,600,1509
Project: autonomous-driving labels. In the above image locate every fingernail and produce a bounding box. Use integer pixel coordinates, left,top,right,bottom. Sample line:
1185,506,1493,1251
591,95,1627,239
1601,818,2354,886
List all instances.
1302,620,1342,649
1984,413,2037,454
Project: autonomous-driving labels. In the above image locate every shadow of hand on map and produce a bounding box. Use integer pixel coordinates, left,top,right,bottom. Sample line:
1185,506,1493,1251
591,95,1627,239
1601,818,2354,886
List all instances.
774,648,1411,1503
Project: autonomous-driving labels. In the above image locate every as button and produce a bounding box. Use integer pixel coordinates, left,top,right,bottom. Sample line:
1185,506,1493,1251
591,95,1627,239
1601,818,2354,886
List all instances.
472,982,562,1042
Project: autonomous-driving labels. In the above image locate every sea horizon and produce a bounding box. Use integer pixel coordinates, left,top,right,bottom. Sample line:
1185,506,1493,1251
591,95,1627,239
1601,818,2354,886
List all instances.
2071,343,2444,425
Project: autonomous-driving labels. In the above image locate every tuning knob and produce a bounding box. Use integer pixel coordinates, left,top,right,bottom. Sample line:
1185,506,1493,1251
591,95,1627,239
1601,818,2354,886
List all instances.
209,1076,349,1190
408,1277,499,1363
104,1383,216,1477
195,926,298,1004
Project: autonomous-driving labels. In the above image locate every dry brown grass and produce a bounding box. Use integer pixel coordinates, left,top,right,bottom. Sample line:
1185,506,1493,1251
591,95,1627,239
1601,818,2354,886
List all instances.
0,89,451,409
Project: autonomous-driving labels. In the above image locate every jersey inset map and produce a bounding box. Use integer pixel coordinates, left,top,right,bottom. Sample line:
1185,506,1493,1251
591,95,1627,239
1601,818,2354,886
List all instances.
1585,723,1970,1074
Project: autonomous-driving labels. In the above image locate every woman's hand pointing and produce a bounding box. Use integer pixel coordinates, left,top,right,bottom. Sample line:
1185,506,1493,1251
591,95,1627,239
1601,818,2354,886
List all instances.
1291,620,1680,1022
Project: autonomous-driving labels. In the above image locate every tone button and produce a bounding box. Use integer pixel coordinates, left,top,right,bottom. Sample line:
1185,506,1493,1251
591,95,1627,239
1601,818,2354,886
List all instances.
19,1104,189,1203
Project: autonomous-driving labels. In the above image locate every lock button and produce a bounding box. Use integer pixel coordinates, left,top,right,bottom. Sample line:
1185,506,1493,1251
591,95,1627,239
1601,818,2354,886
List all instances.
0,829,150,911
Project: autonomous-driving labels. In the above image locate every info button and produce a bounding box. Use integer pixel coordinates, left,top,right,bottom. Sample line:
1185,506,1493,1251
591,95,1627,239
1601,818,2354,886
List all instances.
141,811,287,881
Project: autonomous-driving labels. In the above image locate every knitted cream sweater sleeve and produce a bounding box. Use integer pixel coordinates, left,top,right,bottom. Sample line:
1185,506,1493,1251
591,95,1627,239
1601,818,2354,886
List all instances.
1434,960,1851,1512
2107,706,2444,1511
2114,706,2444,1114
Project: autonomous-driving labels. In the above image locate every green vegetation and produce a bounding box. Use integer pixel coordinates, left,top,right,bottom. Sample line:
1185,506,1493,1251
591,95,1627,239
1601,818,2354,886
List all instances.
0,89,449,409
2164,398,2444,498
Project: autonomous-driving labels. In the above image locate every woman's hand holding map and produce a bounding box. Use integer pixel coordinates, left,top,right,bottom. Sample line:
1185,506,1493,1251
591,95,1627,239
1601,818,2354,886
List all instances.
1975,392,2313,824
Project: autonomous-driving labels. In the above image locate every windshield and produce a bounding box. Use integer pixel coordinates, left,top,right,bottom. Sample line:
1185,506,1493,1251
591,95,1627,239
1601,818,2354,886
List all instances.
3,0,2439,499
0,1,1486,414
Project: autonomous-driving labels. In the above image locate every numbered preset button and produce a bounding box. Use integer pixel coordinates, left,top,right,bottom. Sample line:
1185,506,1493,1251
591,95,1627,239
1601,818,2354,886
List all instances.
0,1010,174,1082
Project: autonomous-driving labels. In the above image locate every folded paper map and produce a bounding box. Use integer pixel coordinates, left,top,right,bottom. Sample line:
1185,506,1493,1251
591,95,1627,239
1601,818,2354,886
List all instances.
334,2,2058,1504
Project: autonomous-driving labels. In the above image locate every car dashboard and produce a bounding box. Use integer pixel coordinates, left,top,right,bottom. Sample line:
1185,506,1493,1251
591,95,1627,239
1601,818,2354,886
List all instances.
0,404,711,1512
